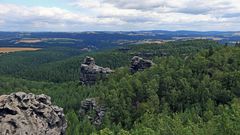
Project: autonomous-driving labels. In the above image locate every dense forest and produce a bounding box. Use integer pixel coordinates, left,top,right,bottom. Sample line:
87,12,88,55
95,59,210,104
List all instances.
1,40,240,134
0,40,217,82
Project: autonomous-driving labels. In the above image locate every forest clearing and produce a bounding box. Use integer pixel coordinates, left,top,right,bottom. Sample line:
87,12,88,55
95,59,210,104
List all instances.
0,47,40,53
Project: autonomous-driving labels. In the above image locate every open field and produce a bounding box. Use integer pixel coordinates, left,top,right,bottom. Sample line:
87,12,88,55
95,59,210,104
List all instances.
0,47,41,53
17,39,46,43
16,38,79,44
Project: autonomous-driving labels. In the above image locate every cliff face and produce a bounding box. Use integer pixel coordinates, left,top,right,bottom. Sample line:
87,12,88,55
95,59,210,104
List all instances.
80,56,114,85
130,56,154,73
0,92,67,135
79,98,106,126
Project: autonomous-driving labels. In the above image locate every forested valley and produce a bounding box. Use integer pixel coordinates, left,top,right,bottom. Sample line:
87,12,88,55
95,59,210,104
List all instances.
1,40,240,134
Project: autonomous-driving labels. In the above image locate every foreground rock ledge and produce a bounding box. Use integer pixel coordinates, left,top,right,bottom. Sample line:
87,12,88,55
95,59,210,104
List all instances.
0,92,67,135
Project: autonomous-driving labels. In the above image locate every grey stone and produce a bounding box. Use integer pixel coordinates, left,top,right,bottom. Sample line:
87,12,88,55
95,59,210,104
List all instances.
79,98,106,126
80,56,114,85
130,56,154,73
0,92,67,135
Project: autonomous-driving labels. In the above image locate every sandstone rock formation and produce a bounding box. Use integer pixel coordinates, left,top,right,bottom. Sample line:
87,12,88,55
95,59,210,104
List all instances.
0,92,67,135
236,41,240,47
130,56,154,73
80,56,114,85
79,98,105,126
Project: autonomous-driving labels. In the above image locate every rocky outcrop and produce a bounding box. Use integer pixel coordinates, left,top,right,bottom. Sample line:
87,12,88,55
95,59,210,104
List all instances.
79,98,105,126
235,42,240,47
0,92,67,135
80,56,114,85
130,56,154,73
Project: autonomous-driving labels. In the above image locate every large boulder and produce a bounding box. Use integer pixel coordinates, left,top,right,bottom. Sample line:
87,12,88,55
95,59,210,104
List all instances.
130,56,154,73
80,56,114,85
79,98,106,126
0,92,67,135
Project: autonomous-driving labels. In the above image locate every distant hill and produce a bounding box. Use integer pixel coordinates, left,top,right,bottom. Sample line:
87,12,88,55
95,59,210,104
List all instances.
0,31,239,49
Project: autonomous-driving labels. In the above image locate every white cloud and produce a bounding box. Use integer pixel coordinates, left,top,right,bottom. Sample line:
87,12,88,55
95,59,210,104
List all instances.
0,20,4,25
71,0,228,25
0,3,128,31
0,0,240,31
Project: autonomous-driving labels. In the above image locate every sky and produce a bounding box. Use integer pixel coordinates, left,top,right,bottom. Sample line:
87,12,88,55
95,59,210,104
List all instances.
0,0,240,31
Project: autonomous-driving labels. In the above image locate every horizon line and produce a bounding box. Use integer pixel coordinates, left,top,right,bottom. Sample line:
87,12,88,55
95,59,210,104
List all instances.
0,30,240,33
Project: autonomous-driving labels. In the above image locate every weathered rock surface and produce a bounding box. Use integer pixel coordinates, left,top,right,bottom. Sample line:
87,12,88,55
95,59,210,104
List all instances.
0,92,67,135
80,56,114,85
130,56,154,73
79,98,106,126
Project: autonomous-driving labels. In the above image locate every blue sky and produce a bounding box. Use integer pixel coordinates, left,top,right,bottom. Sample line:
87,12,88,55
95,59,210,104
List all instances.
0,0,240,31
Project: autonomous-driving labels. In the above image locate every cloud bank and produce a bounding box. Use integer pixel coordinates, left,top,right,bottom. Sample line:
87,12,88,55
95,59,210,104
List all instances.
0,0,240,31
